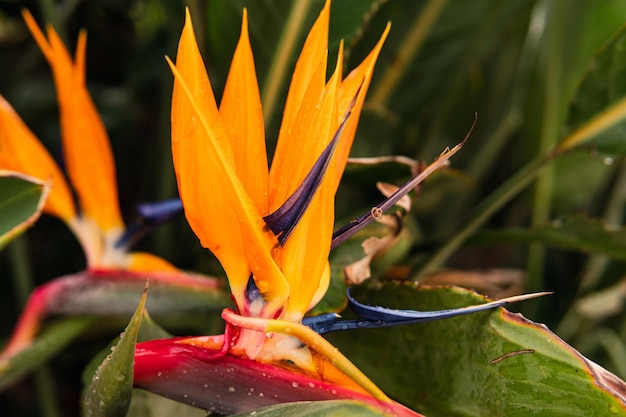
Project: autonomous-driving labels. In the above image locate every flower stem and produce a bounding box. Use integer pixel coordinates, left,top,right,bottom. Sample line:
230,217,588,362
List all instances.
35,366,62,417
527,0,563,293
7,236,34,306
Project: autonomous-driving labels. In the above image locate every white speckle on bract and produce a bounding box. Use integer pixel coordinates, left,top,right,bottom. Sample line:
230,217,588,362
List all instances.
291,382,299,388
228,386,235,392
157,371,162,377
259,392,264,397
308,382,315,388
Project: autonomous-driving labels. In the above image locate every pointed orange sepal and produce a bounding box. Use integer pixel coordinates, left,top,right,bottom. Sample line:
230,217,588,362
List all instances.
269,0,330,208
22,10,123,232
219,9,269,216
0,95,76,221
334,23,391,186
277,46,343,319
276,0,330,143
170,9,288,316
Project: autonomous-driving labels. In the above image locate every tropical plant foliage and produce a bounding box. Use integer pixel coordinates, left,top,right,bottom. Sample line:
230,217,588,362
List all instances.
2,0,626,416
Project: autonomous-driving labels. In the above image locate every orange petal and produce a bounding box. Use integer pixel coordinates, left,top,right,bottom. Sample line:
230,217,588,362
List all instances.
278,49,342,320
219,9,269,215
127,252,179,272
171,10,288,316
269,0,330,203
0,95,75,221
22,10,123,231
334,23,390,187
269,60,326,211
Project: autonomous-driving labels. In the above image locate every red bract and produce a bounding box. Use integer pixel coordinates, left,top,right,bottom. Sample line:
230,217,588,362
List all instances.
134,337,422,417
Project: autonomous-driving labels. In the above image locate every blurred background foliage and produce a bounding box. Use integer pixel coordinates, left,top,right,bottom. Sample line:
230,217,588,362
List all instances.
3,0,626,415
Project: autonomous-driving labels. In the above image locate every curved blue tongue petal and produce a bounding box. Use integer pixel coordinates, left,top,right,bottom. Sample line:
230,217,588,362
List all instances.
304,289,550,334
136,198,184,221
347,289,549,324
115,198,184,248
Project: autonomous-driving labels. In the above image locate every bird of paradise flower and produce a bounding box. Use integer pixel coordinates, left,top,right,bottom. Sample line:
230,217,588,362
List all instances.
132,3,545,416
0,11,226,361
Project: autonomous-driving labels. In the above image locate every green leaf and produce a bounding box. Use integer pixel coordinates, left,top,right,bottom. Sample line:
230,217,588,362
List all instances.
561,22,626,153
137,310,173,342
0,172,49,250
127,389,207,417
80,311,172,398
330,283,626,417
0,316,96,391
82,287,148,417
473,214,626,261
229,400,388,417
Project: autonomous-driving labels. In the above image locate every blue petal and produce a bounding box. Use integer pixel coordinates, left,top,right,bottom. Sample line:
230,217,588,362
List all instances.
302,313,341,334
136,199,184,222
348,289,509,323
115,198,184,248
246,275,263,304
306,289,548,334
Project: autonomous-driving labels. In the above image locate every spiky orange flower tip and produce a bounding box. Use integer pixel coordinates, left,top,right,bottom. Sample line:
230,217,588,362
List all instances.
170,0,389,327
0,11,227,360
165,0,392,405
0,10,181,272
